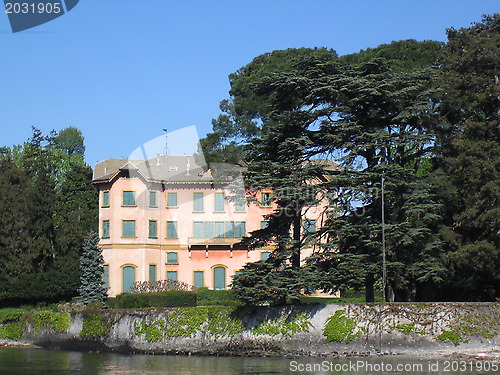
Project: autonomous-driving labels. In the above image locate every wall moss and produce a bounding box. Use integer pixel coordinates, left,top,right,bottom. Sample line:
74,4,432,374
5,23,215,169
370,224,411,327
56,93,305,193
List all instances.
437,330,467,346
251,312,311,338
323,309,364,343
0,311,27,340
165,307,209,338
80,314,112,338
134,319,165,342
32,312,70,333
206,307,244,339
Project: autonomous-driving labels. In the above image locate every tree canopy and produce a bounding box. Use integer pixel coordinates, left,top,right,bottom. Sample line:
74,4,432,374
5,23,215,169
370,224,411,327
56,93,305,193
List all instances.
210,17,499,303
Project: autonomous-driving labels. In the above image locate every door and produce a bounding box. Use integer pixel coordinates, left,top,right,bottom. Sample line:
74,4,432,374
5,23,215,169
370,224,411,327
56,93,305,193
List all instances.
122,266,136,293
213,266,226,290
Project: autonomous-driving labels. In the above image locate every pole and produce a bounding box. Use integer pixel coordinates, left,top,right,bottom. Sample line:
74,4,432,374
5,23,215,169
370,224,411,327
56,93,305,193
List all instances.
381,174,386,302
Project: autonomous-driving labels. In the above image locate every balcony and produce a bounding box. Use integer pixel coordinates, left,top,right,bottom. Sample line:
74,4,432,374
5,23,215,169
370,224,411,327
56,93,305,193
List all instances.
188,237,244,249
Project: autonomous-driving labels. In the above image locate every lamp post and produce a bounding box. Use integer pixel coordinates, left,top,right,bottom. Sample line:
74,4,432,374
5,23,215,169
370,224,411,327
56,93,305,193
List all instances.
381,173,387,302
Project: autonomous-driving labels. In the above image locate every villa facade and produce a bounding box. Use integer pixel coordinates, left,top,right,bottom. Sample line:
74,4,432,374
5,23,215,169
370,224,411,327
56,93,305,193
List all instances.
92,156,330,297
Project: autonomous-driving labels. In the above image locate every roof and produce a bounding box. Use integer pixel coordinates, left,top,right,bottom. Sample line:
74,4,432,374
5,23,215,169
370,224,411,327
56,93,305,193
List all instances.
92,156,243,185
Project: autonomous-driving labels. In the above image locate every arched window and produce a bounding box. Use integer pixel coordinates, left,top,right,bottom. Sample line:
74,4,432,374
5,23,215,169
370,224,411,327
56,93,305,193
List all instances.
122,265,136,293
213,266,226,290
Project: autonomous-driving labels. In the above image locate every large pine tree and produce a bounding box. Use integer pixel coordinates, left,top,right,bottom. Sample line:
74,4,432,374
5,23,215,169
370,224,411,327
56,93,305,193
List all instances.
437,14,500,300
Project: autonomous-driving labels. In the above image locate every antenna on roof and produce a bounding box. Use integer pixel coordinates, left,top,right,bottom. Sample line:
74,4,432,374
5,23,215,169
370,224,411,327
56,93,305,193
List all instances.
162,128,169,156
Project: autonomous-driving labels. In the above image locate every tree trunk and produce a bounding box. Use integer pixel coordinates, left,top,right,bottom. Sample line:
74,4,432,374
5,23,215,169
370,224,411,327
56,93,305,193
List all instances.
365,274,375,302
291,213,301,269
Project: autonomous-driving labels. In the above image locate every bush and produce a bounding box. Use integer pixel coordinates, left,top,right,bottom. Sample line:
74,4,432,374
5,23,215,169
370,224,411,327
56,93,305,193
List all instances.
114,291,196,308
107,297,117,309
195,287,242,306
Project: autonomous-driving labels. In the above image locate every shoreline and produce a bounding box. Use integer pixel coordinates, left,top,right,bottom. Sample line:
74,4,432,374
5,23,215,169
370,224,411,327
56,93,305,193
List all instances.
2,339,499,362
1,303,499,360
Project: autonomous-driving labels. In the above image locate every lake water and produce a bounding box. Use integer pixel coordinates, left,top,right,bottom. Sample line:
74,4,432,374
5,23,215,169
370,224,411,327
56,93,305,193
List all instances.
0,347,496,374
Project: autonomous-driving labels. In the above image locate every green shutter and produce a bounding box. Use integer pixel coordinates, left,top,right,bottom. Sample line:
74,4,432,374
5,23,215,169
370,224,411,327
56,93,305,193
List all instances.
261,221,269,229
214,192,225,212
103,265,109,289
122,266,135,293
123,191,135,206
234,199,245,212
261,192,272,207
166,221,178,238
193,192,204,212
149,220,157,238
167,252,178,264
194,271,204,287
149,191,157,207
103,191,110,206
213,267,226,290
122,220,136,237
167,192,177,207
304,219,316,234
149,265,156,281
167,271,178,281
102,220,110,238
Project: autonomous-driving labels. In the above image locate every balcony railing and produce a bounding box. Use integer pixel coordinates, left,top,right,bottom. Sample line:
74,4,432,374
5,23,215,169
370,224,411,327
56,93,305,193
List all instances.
188,237,243,248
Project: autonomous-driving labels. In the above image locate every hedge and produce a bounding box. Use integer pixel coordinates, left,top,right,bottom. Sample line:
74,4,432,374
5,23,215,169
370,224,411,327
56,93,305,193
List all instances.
195,288,242,306
112,289,244,308
114,291,196,308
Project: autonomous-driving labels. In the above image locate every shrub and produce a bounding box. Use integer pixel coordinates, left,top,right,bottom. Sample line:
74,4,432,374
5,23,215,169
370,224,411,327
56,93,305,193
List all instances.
195,287,242,306
114,291,196,308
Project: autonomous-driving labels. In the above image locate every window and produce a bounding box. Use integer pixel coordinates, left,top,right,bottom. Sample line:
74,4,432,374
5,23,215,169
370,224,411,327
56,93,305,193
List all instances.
102,220,110,238
303,219,316,235
194,271,204,288
122,191,136,206
193,221,245,238
148,220,157,238
122,220,136,237
204,221,214,238
167,271,178,281
213,266,226,290
225,222,235,238
234,198,246,212
214,222,225,238
214,192,225,212
102,191,110,207
327,192,336,206
193,192,203,212
122,266,135,293
235,222,246,238
261,252,271,261
193,222,203,238
166,252,178,264
167,192,177,207
103,265,109,289
261,221,269,229
166,221,178,239
261,192,272,207
149,265,156,282
149,191,157,207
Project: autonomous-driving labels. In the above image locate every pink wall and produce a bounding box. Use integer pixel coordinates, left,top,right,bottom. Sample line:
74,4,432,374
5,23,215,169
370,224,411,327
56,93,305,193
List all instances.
98,176,327,296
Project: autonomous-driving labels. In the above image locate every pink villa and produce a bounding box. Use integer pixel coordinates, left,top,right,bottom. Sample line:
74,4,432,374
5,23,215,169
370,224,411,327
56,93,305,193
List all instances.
92,156,331,297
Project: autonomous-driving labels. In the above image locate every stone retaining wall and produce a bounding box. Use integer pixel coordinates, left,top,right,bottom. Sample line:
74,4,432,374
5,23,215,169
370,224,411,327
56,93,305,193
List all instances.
2,303,499,357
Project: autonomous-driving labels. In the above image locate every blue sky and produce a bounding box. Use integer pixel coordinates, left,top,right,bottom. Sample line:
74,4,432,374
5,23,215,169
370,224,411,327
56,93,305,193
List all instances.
1,1,498,165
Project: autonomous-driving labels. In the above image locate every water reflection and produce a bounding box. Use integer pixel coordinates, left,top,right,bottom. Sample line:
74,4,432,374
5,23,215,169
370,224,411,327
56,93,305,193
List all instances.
0,347,490,375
